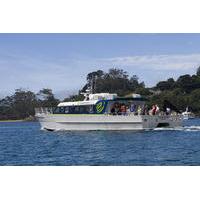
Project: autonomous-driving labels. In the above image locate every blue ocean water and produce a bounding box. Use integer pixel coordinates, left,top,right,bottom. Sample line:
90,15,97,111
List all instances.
0,119,200,165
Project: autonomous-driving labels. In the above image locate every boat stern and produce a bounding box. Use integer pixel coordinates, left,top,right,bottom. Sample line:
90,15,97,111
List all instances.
142,115,183,129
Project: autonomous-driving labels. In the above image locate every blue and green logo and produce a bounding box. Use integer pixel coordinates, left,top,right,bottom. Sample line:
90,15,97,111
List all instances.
95,101,107,114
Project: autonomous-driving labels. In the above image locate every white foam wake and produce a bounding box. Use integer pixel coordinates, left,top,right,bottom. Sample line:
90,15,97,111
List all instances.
183,126,200,132
154,126,200,132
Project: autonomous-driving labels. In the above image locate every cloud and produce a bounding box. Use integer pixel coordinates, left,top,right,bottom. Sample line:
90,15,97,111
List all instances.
0,52,84,95
0,52,200,96
92,53,200,87
99,53,200,71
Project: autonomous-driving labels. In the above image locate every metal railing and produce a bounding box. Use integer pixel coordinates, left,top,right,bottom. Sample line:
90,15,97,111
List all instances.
35,107,54,115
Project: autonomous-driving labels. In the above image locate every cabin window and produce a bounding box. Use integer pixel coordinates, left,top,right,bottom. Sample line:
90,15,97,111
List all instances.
53,105,94,114
74,106,80,114
79,105,94,114
64,107,69,113
69,105,94,114
69,106,75,114
53,107,65,114
79,106,88,114
89,105,94,113
59,107,65,113
53,107,60,114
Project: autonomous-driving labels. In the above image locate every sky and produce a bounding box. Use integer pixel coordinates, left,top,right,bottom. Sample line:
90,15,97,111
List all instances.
1,33,200,99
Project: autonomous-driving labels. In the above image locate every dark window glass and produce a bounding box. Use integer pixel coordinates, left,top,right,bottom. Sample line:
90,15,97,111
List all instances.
54,105,94,114
53,107,60,114
53,107,65,114
79,106,86,113
59,107,65,113
89,105,94,113
74,106,80,114
64,107,69,113
69,106,75,113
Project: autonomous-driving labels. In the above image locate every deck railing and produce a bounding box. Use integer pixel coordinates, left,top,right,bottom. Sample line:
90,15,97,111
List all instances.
35,107,54,115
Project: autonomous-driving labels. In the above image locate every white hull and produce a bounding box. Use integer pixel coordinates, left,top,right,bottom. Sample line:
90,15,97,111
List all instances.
182,114,195,120
182,109,195,120
36,114,182,131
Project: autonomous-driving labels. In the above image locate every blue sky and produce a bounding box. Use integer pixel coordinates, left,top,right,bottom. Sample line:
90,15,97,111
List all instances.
1,33,200,98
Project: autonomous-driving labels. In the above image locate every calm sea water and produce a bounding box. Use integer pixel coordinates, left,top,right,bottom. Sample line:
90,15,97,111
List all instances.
0,119,200,166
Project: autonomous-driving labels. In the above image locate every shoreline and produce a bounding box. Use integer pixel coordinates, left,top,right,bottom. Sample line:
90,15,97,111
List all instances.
0,116,37,123
0,120,25,122
0,119,37,122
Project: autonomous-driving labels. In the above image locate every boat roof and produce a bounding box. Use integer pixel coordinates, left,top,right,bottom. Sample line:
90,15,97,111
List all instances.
58,97,147,107
58,100,99,107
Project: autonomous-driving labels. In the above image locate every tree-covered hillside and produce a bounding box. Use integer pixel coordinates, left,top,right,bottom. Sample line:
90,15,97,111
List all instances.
150,66,200,115
0,89,59,120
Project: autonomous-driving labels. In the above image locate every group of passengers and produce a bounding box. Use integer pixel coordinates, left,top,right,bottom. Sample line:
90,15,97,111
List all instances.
110,103,162,116
110,103,128,115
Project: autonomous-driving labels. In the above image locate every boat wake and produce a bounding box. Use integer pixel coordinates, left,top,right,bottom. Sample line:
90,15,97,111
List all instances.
183,126,200,132
154,126,200,132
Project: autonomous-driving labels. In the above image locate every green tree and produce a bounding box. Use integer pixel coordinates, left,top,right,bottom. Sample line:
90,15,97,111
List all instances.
176,74,193,93
37,88,59,107
87,70,104,82
64,94,84,102
156,78,175,91
0,89,37,120
81,68,145,96
12,89,38,118
0,96,15,120
197,66,200,76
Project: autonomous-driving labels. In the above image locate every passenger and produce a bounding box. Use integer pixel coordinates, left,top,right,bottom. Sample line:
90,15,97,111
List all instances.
145,105,149,115
130,104,136,113
166,107,171,115
110,105,116,115
120,104,127,115
152,105,156,115
126,105,131,114
142,105,148,115
155,104,160,114
148,107,152,115
171,111,176,116
115,103,120,115
137,105,142,115
160,111,165,116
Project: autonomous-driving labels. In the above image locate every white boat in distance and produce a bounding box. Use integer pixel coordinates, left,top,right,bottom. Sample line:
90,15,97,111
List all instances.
182,107,195,120
35,91,182,131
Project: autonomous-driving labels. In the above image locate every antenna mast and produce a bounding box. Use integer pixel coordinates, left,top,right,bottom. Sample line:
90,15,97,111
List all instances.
91,74,97,94
81,74,97,101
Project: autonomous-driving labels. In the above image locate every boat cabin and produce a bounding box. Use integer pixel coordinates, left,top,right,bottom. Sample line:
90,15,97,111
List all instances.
53,93,147,115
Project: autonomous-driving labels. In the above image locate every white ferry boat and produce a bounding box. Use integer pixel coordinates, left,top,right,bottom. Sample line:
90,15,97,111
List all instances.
35,91,182,131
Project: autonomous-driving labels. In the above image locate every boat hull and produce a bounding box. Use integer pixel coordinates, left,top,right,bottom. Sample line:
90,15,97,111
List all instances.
36,114,182,131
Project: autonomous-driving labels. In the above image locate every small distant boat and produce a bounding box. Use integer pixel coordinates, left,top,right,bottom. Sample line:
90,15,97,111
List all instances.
182,107,195,120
